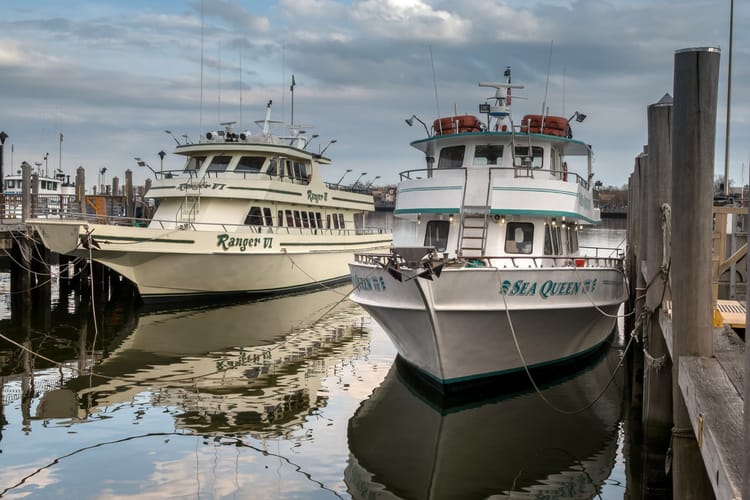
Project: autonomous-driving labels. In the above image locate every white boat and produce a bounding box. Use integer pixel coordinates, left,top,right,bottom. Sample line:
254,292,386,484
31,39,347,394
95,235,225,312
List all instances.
348,67,628,392
27,101,392,303
346,342,624,499
3,164,75,218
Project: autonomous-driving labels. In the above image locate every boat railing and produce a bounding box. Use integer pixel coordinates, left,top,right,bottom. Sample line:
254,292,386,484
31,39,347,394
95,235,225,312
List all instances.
398,166,590,189
27,209,387,236
354,252,623,270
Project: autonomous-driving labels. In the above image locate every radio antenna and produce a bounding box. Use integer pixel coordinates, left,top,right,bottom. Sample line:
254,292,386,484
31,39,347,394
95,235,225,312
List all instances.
199,0,205,131
429,45,441,132
541,40,553,116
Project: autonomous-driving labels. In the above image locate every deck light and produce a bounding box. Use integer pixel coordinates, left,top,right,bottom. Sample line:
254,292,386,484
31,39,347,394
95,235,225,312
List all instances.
336,169,352,186
501,215,506,224
417,214,421,224
405,115,430,136
449,214,454,224
567,111,587,123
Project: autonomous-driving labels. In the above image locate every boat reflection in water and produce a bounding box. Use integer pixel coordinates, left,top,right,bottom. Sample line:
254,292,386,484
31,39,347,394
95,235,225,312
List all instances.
346,335,625,499
63,285,370,434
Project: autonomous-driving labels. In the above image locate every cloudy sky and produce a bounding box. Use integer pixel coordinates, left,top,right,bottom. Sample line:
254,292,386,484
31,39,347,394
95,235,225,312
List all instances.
0,0,746,191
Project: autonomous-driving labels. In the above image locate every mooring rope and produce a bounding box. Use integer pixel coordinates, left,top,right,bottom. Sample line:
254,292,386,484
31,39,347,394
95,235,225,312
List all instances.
496,269,635,415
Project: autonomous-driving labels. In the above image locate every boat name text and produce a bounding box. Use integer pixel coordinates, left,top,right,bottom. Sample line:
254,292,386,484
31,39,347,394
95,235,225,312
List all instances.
351,274,387,292
178,182,226,191
307,190,328,203
216,234,273,251
500,278,597,298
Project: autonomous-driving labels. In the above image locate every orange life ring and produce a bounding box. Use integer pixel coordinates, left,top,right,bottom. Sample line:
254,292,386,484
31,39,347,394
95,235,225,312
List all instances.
520,114,571,137
433,115,482,135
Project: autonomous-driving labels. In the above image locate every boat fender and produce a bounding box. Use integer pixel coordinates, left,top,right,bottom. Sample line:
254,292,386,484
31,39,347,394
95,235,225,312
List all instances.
562,162,568,182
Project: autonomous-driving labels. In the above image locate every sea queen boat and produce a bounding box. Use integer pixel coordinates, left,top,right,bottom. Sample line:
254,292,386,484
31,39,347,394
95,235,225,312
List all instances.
349,67,628,392
28,101,391,302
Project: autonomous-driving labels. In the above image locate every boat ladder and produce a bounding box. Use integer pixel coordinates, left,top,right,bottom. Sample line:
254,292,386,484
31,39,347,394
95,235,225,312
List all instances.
458,206,490,258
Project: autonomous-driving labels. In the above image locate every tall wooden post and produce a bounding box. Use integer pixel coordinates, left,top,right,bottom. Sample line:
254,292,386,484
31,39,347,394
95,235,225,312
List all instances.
21,162,31,221
125,169,134,218
670,46,720,499
642,94,674,497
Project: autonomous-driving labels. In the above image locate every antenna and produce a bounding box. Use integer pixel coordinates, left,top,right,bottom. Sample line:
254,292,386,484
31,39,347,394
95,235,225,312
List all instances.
429,45,441,130
199,0,204,132
239,45,243,129
542,40,554,116
290,74,296,129
218,40,222,123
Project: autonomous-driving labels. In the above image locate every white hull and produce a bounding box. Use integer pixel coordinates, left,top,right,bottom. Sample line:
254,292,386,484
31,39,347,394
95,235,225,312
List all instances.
33,219,391,301
346,343,623,499
349,262,626,386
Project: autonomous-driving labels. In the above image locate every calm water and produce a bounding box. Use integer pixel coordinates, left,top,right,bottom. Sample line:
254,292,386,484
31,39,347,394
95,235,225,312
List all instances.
0,224,634,499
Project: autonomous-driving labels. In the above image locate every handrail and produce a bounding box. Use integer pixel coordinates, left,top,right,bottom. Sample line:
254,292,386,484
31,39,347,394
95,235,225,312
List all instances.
398,166,590,189
354,252,624,270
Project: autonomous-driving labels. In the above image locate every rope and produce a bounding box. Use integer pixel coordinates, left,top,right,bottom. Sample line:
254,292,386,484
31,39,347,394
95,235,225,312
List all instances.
497,269,634,415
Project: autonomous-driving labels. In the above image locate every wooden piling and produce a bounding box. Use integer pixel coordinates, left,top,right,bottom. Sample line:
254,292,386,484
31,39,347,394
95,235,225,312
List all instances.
21,162,31,221
641,94,674,496
670,46,720,499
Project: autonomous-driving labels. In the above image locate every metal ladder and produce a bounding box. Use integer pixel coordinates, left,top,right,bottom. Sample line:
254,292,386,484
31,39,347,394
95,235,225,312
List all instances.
457,169,493,258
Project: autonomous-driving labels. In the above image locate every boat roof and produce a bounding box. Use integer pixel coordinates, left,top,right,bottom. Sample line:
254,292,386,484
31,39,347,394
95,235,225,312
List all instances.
410,130,592,156
172,141,332,165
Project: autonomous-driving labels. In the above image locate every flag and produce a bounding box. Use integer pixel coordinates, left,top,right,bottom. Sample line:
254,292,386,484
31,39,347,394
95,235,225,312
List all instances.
60,132,64,142
290,74,296,92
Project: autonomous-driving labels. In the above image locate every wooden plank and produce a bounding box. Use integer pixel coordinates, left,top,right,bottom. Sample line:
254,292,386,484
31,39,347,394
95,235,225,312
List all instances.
714,326,745,396
718,243,748,275
679,356,743,500
716,300,747,329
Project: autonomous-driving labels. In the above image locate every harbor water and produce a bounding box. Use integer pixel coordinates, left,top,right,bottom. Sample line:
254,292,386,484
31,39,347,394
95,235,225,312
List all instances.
0,222,638,499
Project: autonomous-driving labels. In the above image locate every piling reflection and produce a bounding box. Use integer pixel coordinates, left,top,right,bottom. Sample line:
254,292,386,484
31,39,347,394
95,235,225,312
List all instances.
346,341,626,499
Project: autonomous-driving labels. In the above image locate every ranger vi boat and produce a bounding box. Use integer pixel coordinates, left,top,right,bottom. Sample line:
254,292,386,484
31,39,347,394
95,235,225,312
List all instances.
29,101,392,302
349,67,627,392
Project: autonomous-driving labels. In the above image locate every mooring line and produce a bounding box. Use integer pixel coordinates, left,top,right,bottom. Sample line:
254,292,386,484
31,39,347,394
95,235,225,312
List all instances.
497,268,636,415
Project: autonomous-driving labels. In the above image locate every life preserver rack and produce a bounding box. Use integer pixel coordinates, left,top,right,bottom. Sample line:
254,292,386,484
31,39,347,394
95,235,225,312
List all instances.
519,114,571,138
433,115,482,136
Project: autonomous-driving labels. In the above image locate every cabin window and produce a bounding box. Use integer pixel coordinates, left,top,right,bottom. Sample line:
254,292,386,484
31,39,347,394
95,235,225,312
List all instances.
244,206,263,226
293,210,301,227
285,209,294,227
263,208,273,226
278,210,284,227
513,146,544,169
332,214,339,229
267,159,278,177
236,156,265,172
505,222,534,254
315,212,323,229
292,161,307,179
301,211,310,228
544,223,563,255
285,160,294,179
567,226,579,253
338,213,345,229
6,180,16,189
308,211,317,228
207,155,232,172
437,146,465,169
424,220,450,252
473,145,503,166
185,156,205,172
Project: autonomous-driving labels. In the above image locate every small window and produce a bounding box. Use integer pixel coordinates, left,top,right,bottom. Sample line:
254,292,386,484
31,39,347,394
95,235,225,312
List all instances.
473,145,503,166
263,208,273,226
437,146,465,169
267,159,278,177
207,155,232,172
244,206,263,226
308,211,317,228
332,214,340,229
285,210,294,227
326,214,331,229
338,213,345,229
293,210,301,227
424,220,450,252
278,210,284,227
236,156,265,172
185,156,205,172
513,146,544,169
301,211,310,228
505,222,534,254
315,213,323,229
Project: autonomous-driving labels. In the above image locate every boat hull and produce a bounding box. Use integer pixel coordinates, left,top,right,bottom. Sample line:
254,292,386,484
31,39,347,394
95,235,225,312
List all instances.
349,262,626,389
31,219,391,302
